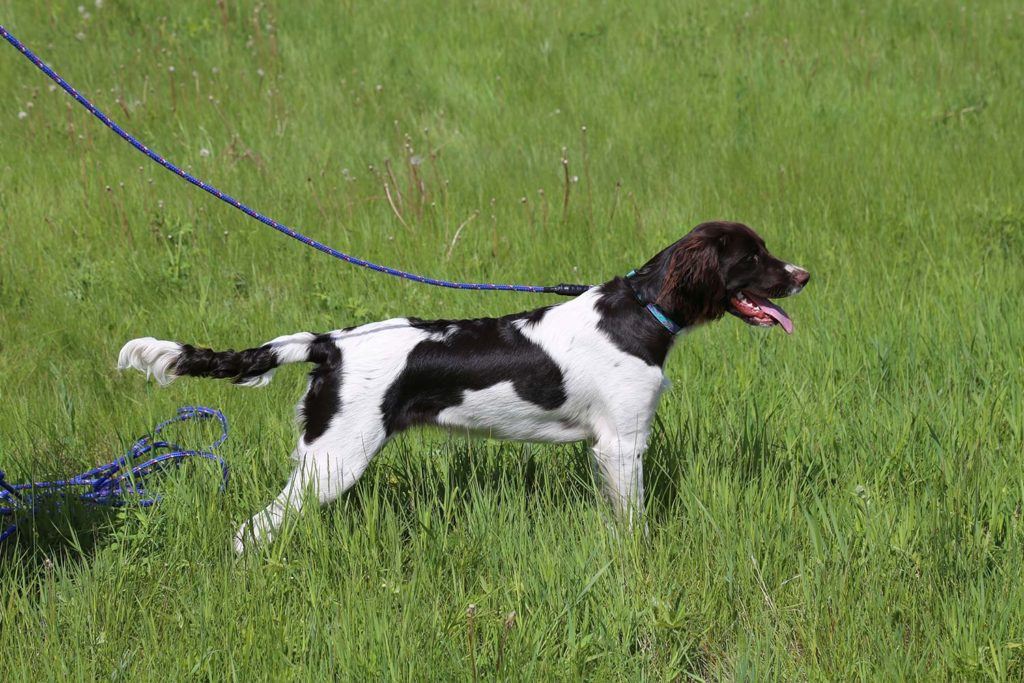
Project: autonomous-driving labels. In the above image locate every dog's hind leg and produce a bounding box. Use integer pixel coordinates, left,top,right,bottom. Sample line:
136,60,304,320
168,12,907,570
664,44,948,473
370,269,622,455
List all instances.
233,419,387,554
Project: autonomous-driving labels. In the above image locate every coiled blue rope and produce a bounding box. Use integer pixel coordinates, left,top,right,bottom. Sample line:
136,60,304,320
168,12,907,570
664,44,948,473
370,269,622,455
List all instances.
0,406,229,544
0,24,591,298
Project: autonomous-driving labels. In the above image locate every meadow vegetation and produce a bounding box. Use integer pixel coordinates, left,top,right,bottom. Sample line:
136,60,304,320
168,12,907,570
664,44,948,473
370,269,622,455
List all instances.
1,0,1023,678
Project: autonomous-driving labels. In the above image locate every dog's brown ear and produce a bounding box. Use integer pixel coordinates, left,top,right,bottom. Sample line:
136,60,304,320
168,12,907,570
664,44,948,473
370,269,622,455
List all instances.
656,236,726,323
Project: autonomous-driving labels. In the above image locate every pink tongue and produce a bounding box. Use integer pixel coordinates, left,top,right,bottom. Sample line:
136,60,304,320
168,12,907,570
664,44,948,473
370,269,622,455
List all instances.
746,293,793,334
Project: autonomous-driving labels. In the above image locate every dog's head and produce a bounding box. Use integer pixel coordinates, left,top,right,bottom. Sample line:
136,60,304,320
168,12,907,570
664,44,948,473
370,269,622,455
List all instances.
637,221,809,332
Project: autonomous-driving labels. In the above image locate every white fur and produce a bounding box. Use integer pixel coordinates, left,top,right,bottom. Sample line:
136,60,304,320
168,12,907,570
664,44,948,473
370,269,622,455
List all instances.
784,263,809,296
117,337,183,386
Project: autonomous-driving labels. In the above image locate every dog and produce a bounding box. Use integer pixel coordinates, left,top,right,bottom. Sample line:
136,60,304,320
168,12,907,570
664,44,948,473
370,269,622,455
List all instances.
118,221,809,552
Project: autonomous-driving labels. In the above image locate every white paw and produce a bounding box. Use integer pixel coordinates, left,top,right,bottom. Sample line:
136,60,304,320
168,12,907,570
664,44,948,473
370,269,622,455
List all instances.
232,523,251,556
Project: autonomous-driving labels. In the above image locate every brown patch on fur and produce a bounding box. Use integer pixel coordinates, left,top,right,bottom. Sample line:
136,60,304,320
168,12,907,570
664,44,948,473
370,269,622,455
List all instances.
656,235,727,325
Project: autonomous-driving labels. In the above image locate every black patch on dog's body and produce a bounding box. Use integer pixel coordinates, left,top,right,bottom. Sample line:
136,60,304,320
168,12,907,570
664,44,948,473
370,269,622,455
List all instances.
172,333,344,443
301,334,343,443
382,311,566,434
594,278,675,367
174,343,280,384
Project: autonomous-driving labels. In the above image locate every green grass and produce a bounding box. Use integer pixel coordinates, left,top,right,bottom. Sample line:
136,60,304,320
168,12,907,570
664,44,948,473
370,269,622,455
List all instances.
1,0,1023,678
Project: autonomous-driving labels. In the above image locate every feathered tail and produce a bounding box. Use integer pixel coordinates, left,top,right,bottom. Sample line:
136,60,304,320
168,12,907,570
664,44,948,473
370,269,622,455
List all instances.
117,332,336,387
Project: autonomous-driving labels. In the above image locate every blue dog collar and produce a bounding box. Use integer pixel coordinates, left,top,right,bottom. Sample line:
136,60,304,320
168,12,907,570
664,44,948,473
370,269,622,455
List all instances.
625,270,683,335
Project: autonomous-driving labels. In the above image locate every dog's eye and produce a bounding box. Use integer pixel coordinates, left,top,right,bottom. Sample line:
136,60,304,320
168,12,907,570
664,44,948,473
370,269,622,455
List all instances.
746,254,759,264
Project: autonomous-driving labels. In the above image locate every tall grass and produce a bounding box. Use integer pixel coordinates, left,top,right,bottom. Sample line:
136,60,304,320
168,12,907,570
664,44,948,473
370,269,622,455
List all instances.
1,0,1022,678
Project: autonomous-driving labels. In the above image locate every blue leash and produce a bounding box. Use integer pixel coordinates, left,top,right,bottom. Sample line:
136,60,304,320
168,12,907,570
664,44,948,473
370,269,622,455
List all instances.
0,406,229,544
0,24,591,298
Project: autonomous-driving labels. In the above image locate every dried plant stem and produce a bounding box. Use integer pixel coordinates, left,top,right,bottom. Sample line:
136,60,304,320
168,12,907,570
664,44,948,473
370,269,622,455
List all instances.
560,147,571,225
497,611,516,674
466,605,479,683
538,188,548,232
168,68,177,113
581,125,594,227
383,159,404,212
383,182,409,229
609,179,622,225
521,196,535,231
490,198,499,258
446,210,480,260
629,190,644,235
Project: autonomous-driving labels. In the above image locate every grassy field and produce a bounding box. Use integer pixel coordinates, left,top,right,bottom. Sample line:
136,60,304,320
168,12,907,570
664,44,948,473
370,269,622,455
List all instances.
1,0,1023,678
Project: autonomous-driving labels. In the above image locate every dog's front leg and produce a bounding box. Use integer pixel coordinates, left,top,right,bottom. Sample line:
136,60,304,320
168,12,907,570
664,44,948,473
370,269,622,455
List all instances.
590,429,648,530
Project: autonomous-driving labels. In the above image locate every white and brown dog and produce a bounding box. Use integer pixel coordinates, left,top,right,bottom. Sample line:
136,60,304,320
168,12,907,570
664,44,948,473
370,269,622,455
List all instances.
119,221,809,552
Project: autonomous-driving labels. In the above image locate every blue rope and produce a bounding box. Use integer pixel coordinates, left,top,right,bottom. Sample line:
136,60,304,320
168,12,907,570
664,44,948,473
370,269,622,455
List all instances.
0,406,229,544
0,24,592,298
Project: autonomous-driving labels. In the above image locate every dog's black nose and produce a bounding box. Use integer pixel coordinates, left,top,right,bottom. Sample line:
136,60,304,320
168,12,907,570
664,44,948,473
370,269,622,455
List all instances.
793,269,810,287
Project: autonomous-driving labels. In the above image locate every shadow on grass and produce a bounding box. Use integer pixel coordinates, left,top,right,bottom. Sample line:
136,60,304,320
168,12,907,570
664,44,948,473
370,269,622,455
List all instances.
2,423,785,568
311,437,603,535
0,497,120,571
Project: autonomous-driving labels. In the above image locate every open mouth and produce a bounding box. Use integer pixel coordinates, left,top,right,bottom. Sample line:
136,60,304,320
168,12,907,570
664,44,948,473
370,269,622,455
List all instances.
728,292,794,334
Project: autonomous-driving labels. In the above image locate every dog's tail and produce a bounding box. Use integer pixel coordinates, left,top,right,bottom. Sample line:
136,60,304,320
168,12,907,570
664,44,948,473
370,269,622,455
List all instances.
117,332,337,387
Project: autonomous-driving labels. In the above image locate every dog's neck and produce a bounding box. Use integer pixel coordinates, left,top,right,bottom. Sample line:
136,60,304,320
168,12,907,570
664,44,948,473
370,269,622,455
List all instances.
624,270,682,335
592,277,683,368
